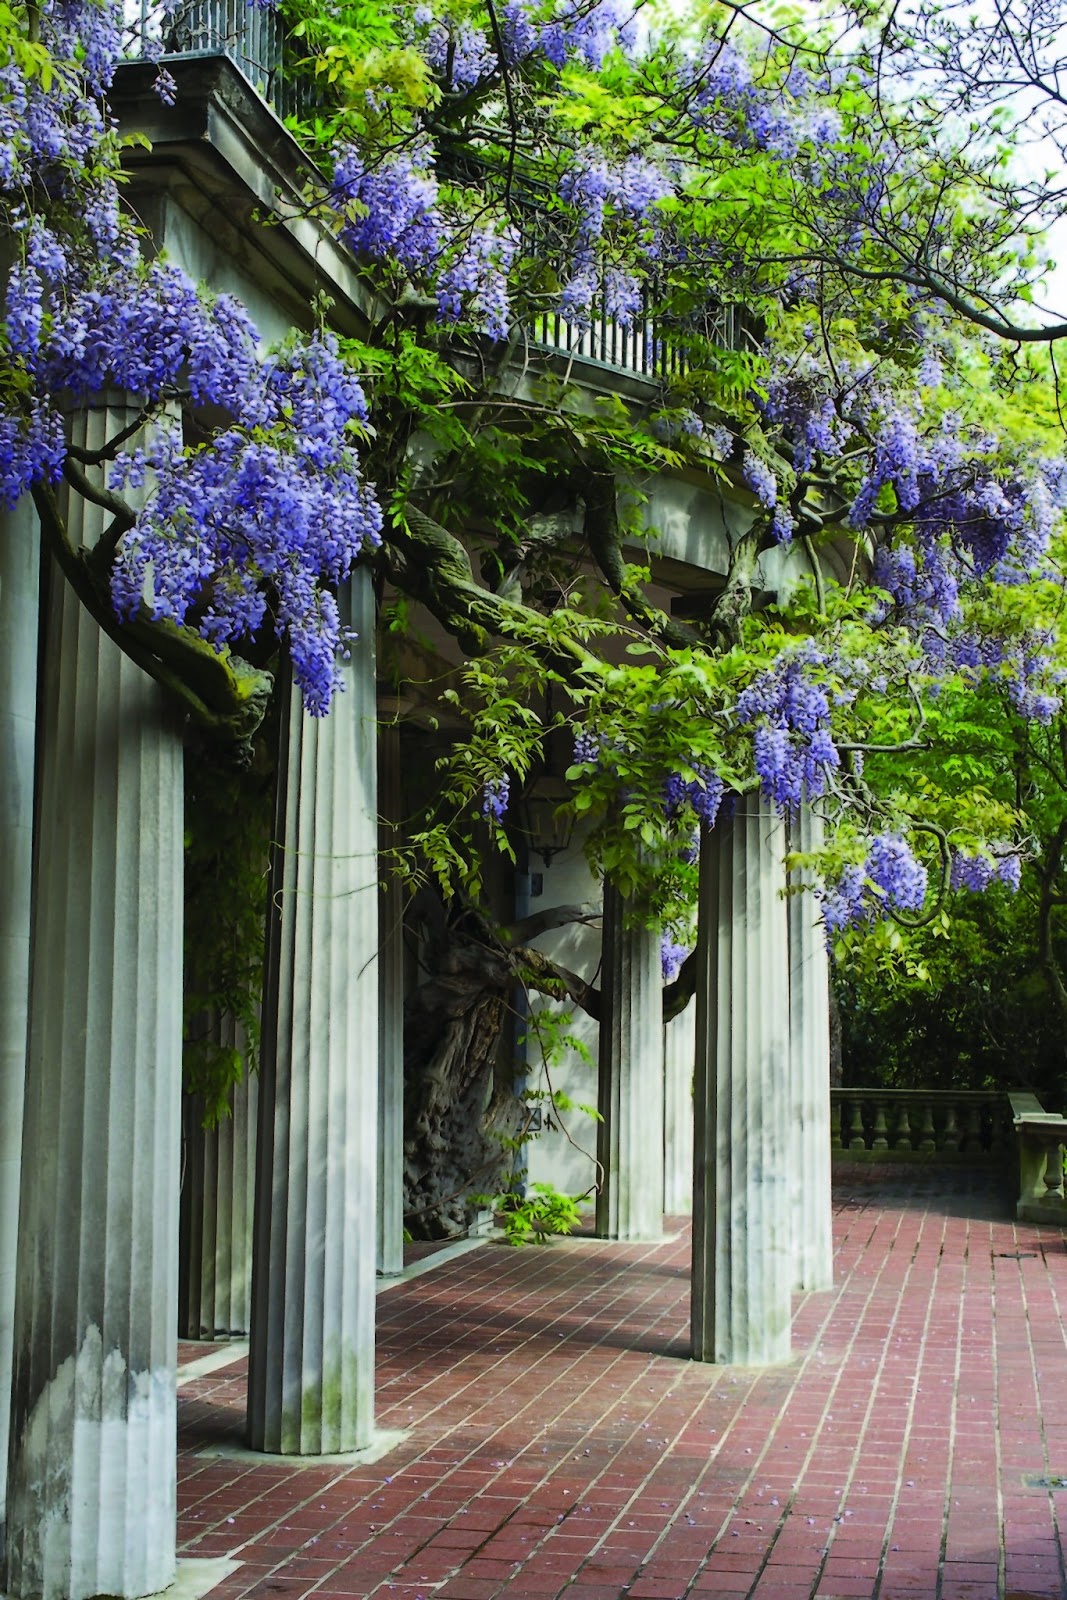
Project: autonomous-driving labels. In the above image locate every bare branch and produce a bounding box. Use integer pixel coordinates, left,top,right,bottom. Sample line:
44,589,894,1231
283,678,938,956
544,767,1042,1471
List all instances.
505,902,601,943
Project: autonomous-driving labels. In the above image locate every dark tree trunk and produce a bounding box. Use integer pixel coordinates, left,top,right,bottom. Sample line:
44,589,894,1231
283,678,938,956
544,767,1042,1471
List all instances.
399,891,607,1238
402,940,523,1239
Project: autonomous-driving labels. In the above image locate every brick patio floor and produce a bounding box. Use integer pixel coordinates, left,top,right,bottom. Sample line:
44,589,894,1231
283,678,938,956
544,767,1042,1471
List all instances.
176,1167,1067,1600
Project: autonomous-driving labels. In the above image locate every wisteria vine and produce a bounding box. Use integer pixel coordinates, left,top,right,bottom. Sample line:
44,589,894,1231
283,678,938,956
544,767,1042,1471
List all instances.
3,0,1067,934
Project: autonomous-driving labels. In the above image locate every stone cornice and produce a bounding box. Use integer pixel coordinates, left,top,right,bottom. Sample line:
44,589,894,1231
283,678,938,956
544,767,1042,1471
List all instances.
111,56,374,336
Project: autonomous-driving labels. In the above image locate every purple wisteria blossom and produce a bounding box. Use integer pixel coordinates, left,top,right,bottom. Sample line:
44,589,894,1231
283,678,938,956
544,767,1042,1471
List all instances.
950,848,1023,893
331,143,443,273
108,333,382,715
437,223,519,340
660,936,691,982
736,646,842,807
482,776,511,820
572,727,601,766
742,450,778,508
664,765,724,828
819,835,929,936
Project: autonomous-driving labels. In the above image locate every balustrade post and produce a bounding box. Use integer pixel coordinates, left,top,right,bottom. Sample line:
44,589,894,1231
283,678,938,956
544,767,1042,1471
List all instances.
995,1102,1014,1154
943,1101,960,1155
848,1097,866,1153
1017,1132,1049,1210
872,1100,889,1153
830,1089,1017,1171
895,1104,912,1152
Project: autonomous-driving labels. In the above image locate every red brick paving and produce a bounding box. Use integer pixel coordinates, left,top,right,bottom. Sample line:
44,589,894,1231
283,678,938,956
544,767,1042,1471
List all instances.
177,1167,1067,1600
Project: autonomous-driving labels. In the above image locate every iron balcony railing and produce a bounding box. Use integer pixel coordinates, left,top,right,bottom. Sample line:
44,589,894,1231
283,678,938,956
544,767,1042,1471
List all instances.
129,0,307,116
127,5,752,380
439,149,752,382
527,303,747,382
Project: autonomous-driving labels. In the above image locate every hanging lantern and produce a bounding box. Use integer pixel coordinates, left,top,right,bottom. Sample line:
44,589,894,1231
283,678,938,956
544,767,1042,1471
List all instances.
517,775,574,865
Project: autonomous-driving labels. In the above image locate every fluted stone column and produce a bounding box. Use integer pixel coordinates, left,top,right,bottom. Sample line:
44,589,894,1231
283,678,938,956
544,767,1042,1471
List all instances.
663,1002,695,1216
377,725,405,1277
595,883,664,1240
0,497,40,1562
692,796,792,1366
179,1040,259,1338
6,403,184,1600
248,570,378,1454
788,807,833,1293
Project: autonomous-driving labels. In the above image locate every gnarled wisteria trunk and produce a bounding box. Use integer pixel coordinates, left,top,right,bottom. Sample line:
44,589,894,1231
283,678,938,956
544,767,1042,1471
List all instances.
402,937,524,1239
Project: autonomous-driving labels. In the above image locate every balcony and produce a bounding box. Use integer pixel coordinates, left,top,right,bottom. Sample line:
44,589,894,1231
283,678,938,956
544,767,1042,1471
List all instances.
126,4,751,383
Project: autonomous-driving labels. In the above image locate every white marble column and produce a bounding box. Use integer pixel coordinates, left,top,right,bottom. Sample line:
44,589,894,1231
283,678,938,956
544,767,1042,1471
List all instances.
595,883,664,1240
6,404,184,1600
787,807,833,1292
179,1042,259,1338
247,570,379,1454
691,795,792,1366
377,725,405,1277
0,497,40,1562
662,1002,695,1216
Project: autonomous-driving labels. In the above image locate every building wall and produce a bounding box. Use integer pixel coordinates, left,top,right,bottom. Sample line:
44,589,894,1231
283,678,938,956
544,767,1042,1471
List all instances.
522,830,602,1207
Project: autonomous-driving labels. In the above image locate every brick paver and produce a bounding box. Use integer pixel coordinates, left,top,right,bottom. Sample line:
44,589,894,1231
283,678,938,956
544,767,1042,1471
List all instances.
177,1167,1067,1600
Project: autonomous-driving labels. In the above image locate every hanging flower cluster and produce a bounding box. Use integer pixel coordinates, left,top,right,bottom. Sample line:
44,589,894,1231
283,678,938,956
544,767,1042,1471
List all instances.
108,332,382,715
735,644,842,809
819,835,929,935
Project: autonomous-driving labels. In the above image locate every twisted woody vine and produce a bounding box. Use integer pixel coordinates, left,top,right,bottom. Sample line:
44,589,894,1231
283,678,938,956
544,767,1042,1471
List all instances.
6,0,1067,1230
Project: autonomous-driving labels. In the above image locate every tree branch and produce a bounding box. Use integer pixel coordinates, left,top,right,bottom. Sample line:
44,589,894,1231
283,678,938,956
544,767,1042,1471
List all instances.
67,405,160,467
61,455,139,533
32,480,273,746
505,901,601,943
706,519,764,648
663,947,697,1021
582,471,708,651
388,502,598,681
511,944,602,1021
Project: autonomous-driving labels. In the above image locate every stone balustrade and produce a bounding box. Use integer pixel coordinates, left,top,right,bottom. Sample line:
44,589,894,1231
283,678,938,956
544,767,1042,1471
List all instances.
1008,1091,1067,1222
831,1088,1014,1164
